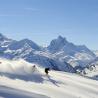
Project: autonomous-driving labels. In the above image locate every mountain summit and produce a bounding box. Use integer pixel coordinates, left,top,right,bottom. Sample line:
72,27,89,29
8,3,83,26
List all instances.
48,36,95,55
8,38,41,50
48,36,68,53
47,36,96,67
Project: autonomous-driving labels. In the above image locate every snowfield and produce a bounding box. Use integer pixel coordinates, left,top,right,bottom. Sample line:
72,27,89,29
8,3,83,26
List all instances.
0,59,98,98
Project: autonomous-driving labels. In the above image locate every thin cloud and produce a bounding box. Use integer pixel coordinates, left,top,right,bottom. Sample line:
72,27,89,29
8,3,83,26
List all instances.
24,8,39,12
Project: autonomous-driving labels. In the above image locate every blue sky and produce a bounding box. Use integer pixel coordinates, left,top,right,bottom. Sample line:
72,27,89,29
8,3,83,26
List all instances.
0,0,98,49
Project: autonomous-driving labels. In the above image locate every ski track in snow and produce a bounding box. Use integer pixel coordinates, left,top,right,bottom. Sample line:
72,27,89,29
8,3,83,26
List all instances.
0,58,98,98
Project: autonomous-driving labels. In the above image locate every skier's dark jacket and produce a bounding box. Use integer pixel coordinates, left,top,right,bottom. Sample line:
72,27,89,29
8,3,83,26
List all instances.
45,68,50,74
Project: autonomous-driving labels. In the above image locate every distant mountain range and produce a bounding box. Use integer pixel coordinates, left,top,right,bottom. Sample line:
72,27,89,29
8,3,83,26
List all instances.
0,33,97,73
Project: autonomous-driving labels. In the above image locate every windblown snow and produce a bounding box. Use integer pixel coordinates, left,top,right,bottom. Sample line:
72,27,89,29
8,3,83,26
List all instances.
0,59,98,98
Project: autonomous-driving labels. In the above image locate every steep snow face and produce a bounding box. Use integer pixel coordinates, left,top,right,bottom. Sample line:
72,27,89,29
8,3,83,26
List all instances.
0,59,98,98
47,36,96,67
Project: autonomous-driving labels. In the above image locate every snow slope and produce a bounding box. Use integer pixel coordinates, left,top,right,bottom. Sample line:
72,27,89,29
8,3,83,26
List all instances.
0,86,49,98
0,59,98,98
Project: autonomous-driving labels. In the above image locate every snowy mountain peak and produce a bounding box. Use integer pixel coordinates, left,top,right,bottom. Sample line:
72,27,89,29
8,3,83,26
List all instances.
58,35,66,40
48,36,68,52
8,38,40,51
21,38,33,43
19,38,41,50
47,36,96,67
57,35,67,43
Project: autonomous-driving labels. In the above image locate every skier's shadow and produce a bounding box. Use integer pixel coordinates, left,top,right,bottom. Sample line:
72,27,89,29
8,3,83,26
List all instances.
47,75,60,87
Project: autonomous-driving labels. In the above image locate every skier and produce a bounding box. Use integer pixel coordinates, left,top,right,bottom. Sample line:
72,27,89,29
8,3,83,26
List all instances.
32,65,36,72
45,67,50,75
